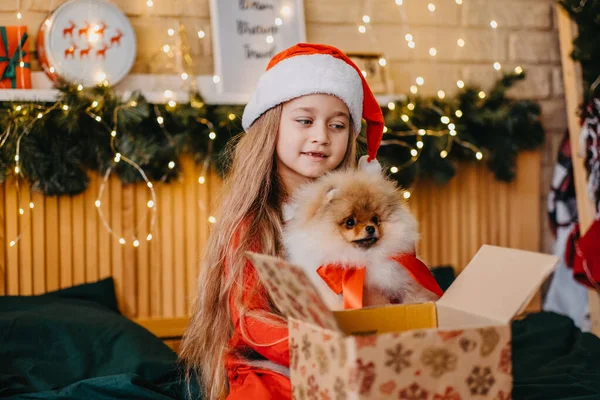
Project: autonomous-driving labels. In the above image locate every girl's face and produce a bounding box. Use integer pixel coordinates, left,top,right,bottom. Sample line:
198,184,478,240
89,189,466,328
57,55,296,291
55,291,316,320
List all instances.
276,94,351,192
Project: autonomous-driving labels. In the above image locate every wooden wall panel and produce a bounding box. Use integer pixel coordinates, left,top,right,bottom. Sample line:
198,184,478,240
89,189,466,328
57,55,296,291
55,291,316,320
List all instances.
0,152,542,319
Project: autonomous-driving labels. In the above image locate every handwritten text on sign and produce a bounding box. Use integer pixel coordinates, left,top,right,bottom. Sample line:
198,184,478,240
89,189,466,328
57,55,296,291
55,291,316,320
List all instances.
210,0,306,95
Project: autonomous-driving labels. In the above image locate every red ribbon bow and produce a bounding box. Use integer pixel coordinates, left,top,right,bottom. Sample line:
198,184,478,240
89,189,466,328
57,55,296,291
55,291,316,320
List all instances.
316,252,444,310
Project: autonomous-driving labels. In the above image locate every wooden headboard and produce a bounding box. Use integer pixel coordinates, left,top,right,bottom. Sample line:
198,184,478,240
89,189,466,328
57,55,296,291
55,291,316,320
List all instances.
0,153,543,345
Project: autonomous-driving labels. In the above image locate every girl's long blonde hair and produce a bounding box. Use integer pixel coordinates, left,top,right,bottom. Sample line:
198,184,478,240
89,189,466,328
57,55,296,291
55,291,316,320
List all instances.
179,105,357,399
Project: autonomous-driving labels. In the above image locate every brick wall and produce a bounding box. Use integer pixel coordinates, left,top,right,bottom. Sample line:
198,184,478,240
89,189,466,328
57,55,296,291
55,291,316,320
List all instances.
5,0,565,253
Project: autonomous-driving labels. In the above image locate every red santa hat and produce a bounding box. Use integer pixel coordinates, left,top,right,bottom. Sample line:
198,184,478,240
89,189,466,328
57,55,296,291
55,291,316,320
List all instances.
242,43,384,164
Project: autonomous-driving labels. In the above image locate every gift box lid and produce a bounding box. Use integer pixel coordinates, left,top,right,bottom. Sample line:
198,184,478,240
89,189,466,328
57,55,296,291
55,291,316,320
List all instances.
246,245,558,334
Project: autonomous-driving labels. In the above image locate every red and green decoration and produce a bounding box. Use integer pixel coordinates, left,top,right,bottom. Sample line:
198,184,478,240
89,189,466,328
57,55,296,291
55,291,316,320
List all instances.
0,71,544,197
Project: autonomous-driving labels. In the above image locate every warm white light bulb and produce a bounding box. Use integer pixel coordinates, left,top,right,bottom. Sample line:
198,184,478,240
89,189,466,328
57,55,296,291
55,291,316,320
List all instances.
407,103,415,111
213,75,221,83
378,58,387,67
119,238,126,244
457,38,465,47
209,132,217,140
396,0,403,4
164,89,173,98
515,65,523,74
429,47,437,56
95,200,101,207
418,129,426,136
455,110,463,118
410,149,418,157
490,20,498,29
197,30,205,38
437,90,446,99
147,234,153,241
478,91,486,99
441,116,450,124
388,102,396,110
410,85,418,94
181,72,188,80
133,240,140,247
416,141,424,149
416,77,424,85
403,191,411,199
198,176,206,184
440,150,448,158
493,62,502,70
146,0,153,7
428,3,436,12
157,116,164,124
168,161,175,169
391,166,399,173
167,28,175,36
275,18,283,26
476,151,483,160
163,44,170,53
408,41,416,49
208,216,217,224
401,114,410,122
358,25,366,33
147,200,155,208
457,80,465,88
266,35,274,44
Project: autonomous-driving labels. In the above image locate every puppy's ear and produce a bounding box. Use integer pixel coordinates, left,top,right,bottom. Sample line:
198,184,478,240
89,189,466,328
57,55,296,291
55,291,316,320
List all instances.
324,187,338,204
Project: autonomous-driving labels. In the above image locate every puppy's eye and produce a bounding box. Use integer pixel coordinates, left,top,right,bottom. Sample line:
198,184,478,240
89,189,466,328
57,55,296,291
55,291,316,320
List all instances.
344,218,356,229
371,216,379,225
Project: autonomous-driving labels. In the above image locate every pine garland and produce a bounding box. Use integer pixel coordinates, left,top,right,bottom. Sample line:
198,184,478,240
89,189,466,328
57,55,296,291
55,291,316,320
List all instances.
0,72,544,196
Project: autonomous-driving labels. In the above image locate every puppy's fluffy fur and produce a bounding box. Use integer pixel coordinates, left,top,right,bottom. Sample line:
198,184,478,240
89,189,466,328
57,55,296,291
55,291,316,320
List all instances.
282,168,439,311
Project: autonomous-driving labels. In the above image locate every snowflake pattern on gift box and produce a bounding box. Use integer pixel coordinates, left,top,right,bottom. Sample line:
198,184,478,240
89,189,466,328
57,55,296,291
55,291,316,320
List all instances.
356,335,378,349
290,338,300,371
307,375,320,400
498,342,512,375
494,390,511,400
348,359,376,395
398,382,430,400
319,389,332,400
459,337,477,352
293,384,306,400
385,343,413,373
302,334,312,359
466,366,496,396
334,377,347,400
433,386,462,400
478,328,500,357
316,344,329,374
421,347,458,377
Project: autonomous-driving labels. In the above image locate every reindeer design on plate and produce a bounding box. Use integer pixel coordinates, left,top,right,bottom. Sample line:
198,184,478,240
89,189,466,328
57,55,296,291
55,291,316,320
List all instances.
62,20,76,38
96,43,110,59
110,29,123,46
79,43,93,58
78,21,91,38
64,42,77,59
94,22,107,38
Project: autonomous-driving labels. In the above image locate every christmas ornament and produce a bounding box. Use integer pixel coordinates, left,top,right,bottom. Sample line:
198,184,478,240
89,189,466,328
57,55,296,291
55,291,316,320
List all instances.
0,26,31,89
36,0,136,87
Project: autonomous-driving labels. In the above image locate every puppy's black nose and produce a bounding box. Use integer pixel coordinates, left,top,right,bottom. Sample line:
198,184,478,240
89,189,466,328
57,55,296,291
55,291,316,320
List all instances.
365,225,375,235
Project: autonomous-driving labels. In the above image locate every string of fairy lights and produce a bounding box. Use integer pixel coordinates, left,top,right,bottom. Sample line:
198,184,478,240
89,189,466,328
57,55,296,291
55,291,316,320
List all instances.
4,0,523,248
352,0,524,198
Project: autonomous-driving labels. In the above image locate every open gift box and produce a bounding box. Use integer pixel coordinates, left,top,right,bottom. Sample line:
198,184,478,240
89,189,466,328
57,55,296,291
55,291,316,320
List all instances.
246,245,558,399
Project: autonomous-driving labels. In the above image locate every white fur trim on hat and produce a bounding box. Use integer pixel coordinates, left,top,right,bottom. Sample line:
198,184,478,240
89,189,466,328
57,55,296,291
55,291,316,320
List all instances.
242,54,364,134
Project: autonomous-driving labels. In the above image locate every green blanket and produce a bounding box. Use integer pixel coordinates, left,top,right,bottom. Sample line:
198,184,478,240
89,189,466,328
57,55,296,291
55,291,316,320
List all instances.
2,277,600,399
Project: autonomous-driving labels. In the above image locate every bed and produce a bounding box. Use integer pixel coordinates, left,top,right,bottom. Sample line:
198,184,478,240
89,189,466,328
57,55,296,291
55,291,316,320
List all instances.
2,272,600,399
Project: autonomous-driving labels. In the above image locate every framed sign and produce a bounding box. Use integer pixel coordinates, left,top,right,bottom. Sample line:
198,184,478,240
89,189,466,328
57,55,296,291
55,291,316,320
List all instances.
209,0,306,96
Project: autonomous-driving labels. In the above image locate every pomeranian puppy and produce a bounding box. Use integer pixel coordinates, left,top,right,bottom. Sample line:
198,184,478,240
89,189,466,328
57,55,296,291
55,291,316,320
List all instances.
282,167,441,311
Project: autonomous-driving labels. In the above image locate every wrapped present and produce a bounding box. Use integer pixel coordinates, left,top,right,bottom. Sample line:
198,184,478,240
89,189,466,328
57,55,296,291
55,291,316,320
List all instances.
0,26,31,89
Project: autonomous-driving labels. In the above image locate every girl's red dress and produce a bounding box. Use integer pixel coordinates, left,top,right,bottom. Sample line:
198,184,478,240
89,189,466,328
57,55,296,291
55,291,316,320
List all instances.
225,251,291,399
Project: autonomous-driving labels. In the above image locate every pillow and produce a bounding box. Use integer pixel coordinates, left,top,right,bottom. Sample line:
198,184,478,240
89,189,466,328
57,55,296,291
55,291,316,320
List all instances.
0,278,183,397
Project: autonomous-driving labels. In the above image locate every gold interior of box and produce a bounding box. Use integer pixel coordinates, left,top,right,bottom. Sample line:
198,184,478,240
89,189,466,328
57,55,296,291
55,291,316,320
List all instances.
333,302,437,336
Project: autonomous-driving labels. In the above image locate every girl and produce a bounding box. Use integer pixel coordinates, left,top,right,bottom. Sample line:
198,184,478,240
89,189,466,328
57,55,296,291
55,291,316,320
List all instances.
179,43,384,399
